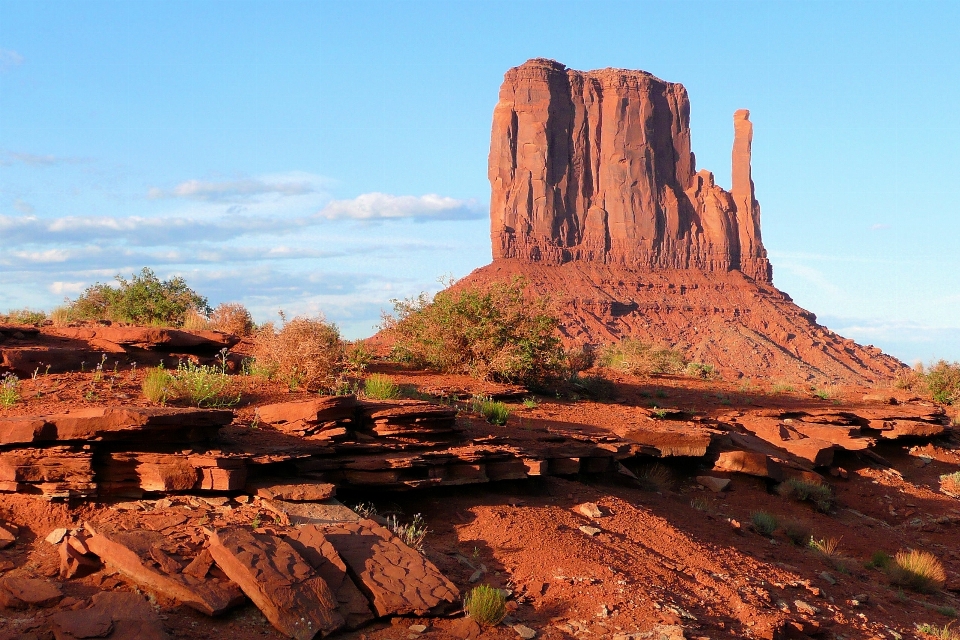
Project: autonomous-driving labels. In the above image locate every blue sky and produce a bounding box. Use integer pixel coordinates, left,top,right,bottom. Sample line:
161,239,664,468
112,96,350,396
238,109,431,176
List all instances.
1,0,958,362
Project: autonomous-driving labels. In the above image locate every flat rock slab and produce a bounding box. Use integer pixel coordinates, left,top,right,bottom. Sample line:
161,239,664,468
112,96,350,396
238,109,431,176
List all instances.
48,325,238,351
0,576,62,608
84,522,242,616
320,518,459,617
53,591,170,640
623,426,714,457
262,499,361,526
257,396,359,425
714,451,784,481
249,479,337,502
285,525,374,629
696,476,730,492
207,527,344,639
738,417,836,467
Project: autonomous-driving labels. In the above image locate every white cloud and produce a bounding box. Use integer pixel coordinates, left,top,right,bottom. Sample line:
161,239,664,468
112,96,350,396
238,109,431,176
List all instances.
0,49,23,72
149,173,322,201
320,192,483,221
1,151,88,166
870,223,890,230
48,281,86,295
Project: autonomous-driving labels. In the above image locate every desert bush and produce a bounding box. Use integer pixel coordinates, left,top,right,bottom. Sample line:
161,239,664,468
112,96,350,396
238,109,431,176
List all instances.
141,361,238,408
2,308,47,325
916,623,960,639
599,339,687,376
565,347,596,377
386,513,428,552
866,550,892,570
783,519,812,546
469,395,510,426
940,472,960,497
251,315,345,391
685,362,717,379
181,308,212,331
777,477,833,512
570,373,616,400
889,549,946,593
384,277,565,384
0,374,20,408
897,361,960,405
364,374,401,400
49,306,74,326
808,536,841,558
463,584,506,627
345,341,373,375
67,267,210,327
210,302,255,337
751,511,779,537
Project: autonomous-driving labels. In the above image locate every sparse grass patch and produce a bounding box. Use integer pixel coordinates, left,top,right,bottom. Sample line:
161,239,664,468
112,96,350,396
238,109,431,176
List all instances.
142,366,176,404
917,623,960,639
638,463,673,492
2,308,47,325
777,477,833,512
866,550,893,571
386,513,428,553
0,373,20,408
685,362,717,379
522,397,538,409
751,511,778,537
384,277,565,385
940,472,960,497
783,519,812,546
364,374,401,400
570,373,616,400
690,497,710,512
770,382,796,394
252,315,346,391
888,549,946,593
141,361,238,408
469,395,510,425
352,502,378,519
599,339,687,376
808,536,841,559
464,584,506,627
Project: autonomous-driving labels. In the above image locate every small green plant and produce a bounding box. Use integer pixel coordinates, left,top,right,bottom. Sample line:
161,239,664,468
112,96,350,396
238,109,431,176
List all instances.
866,550,892,570
808,536,841,558
935,606,958,618
363,374,401,400
345,340,373,375
251,514,262,529
172,360,239,408
777,477,833,512
522,397,538,409
352,502,378,519
0,373,20,408
463,584,506,627
812,387,832,400
770,382,796,394
685,362,716,379
782,519,811,546
469,395,510,425
888,549,946,593
917,623,960,639
142,366,176,404
387,513,428,552
751,511,779,537
650,407,670,419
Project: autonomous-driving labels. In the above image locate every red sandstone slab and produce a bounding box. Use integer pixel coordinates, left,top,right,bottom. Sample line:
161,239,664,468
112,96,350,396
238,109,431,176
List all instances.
85,522,241,616
248,479,337,502
207,527,344,638
623,427,715,457
285,525,374,629
54,591,170,640
320,518,459,617
0,576,62,608
257,396,359,425
714,451,784,481
48,325,238,350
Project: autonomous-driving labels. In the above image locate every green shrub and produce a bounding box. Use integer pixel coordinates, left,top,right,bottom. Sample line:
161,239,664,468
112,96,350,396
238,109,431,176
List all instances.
783,519,811,546
685,362,717,379
0,373,20,408
463,584,506,627
889,549,946,593
252,316,345,391
142,366,176,404
751,511,778,537
67,267,210,327
469,395,510,426
522,397,538,409
2,308,47,325
916,623,960,639
364,374,401,400
599,339,687,376
897,360,960,405
383,277,565,384
777,477,833,512
866,550,892,570
141,361,238,407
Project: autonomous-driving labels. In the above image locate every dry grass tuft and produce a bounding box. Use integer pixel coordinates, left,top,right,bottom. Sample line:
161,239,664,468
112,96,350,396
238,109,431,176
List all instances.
251,315,345,391
210,302,255,337
638,463,673,492
599,339,687,377
889,549,946,593
941,472,960,498
181,308,212,331
808,536,842,558
783,519,812,546
463,584,506,627
751,511,778,537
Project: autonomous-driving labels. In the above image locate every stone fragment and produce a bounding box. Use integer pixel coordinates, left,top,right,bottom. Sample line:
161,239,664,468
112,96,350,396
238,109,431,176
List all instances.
514,624,536,638
320,518,459,617
87,591,169,640
623,427,715,458
257,396,359,425
249,479,336,502
51,606,114,639
576,502,602,518
714,451,784,481
59,537,100,580
579,526,601,537
696,476,730,492
85,522,241,616
0,522,16,549
284,525,374,629
819,571,836,585
207,527,344,639
794,599,819,615
0,576,62,608
409,624,428,633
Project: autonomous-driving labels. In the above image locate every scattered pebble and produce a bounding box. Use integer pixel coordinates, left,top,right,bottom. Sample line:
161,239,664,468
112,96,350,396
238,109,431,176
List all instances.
513,624,536,639
579,526,601,536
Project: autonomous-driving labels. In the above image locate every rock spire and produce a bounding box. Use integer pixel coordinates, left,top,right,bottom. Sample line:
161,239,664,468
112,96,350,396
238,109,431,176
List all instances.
489,58,772,283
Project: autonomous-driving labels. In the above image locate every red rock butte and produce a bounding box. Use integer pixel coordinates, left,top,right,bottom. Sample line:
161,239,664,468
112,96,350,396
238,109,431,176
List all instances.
458,58,905,383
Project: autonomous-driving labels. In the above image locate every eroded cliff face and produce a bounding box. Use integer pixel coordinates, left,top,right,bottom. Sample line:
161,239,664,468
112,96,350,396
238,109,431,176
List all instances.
489,58,772,283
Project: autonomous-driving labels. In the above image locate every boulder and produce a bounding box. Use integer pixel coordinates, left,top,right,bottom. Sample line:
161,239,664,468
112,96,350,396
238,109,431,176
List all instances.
696,476,731,492
206,527,344,639
714,451,784,481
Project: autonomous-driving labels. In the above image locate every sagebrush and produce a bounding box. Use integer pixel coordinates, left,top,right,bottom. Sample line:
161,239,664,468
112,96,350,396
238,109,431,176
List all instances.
383,277,565,384
897,360,960,405
210,302,256,336
251,315,345,391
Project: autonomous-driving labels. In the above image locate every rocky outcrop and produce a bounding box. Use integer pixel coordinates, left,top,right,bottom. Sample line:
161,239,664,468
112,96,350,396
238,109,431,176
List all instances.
490,58,771,282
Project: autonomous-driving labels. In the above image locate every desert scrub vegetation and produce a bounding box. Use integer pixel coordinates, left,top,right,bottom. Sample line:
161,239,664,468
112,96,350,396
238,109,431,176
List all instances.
808,536,842,560
63,268,210,327
363,374,401,400
638,463,673,491
463,584,506,627
251,315,346,391
599,339,687,376
897,360,960,405
1,308,47,325
0,373,20,408
209,302,256,336
751,511,778,537
386,513,428,553
782,519,812,546
777,477,833,512
383,277,566,384
917,623,960,639
469,395,510,426
941,471,960,497
888,549,946,593
141,361,239,408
